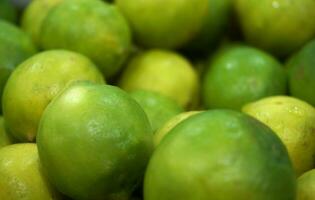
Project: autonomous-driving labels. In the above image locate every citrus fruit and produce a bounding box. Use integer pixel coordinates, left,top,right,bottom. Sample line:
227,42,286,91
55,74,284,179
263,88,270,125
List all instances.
116,0,208,49
185,0,232,53
2,50,104,142
154,111,201,147
0,0,17,23
130,89,183,132
21,0,63,47
119,50,199,108
0,20,37,113
297,169,315,200
0,143,60,200
235,0,315,56
287,39,315,107
37,82,153,200
144,110,296,200
243,96,315,176
202,45,286,110
0,117,13,148
40,0,131,78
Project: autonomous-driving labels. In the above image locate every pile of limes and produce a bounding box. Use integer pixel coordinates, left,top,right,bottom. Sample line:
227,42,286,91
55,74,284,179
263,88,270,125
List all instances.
1,0,315,200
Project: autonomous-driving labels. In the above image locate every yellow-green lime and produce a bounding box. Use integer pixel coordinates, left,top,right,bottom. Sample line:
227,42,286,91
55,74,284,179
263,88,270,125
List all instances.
116,0,208,49
21,0,63,47
3,50,104,142
119,49,199,108
297,169,315,200
235,0,315,56
243,96,315,176
0,20,37,113
0,143,60,200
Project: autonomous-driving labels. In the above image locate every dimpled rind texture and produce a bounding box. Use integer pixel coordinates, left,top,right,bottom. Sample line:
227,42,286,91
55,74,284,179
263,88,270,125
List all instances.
144,110,296,200
37,82,154,200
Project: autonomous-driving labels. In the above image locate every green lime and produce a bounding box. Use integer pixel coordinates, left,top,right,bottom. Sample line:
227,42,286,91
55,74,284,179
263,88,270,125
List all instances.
243,96,315,176
297,169,315,200
154,111,201,147
21,0,63,47
0,20,37,113
287,39,315,107
202,45,286,110
0,144,60,200
119,49,199,108
130,89,184,132
40,0,131,78
37,82,153,200
144,110,296,200
116,0,208,49
2,50,104,142
235,0,315,56
0,0,17,23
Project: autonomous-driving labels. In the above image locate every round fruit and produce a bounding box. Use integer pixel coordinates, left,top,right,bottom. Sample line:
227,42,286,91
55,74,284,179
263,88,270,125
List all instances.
287,39,315,107
0,144,60,200
297,169,315,200
3,50,104,142
37,82,153,200
130,89,183,132
119,50,199,108
0,20,37,113
21,0,63,46
40,0,131,78
144,110,296,200
0,117,13,148
116,0,208,49
235,0,315,57
185,0,232,53
203,45,286,110
154,111,201,147
0,0,17,23
243,96,315,176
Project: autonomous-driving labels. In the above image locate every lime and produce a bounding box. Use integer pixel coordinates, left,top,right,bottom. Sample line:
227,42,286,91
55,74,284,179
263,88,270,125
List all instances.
287,39,315,107
154,111,201,147
116,0,208,49
243,96,315,176
0,144,60,200
2,50,104,142
297,169,315,200
0,20,37,113
40,0,131,78
130,89,184,132
37,82,153,200
203,45,286,110
21,0,63,47
119,50,199,108
144,110,296,200
235,0,315,56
